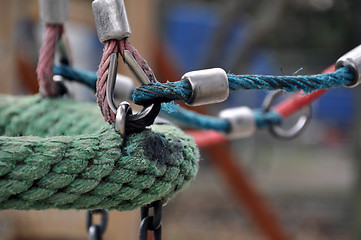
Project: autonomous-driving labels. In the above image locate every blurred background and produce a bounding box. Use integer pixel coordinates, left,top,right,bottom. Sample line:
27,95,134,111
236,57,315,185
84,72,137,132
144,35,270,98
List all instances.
1,0,361,239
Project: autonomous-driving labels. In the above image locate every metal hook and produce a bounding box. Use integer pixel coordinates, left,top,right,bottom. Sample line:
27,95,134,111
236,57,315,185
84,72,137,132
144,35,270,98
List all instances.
263,90,311,140
106,52,161,136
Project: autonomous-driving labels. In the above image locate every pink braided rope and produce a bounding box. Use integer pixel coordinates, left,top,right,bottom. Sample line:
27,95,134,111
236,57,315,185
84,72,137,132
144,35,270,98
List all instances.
96,39,158,123
96,40,119,123
119,39,158,84
36,25,63,97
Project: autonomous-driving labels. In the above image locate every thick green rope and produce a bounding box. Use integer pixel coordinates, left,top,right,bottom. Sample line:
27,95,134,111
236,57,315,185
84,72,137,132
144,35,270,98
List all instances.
0,95,199,211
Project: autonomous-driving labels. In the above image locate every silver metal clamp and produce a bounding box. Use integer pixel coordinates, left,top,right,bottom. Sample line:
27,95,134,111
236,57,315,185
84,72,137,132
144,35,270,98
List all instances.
38,0,69,24
219,106,256,139
92,0,131,43
336,44,361,87
182,68,229,106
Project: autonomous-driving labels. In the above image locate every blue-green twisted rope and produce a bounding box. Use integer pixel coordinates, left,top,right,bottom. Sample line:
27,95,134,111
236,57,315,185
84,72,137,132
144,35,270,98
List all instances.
55,65,353,133
53,65,97,90
54,64,355,105
161,103,282,133
133,67,354,105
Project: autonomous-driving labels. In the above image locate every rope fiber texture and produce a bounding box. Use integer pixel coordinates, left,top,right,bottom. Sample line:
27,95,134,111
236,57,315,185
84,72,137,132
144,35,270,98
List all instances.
37,25,64,97
96,39,158,124
132,67,355,105
0,95,199,211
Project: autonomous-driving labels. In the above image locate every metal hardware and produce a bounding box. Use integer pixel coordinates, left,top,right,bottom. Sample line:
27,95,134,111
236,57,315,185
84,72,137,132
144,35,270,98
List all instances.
52,75,74,98
263,91,311,140
106,53,161,135
139,201,163,240
219,106,256,139
123,50,151,85
336,44,361,87
86,209,108,240
106,53,119,113
92,0,131,43
115,101,130,135
182,68,229,106
38,0,69,24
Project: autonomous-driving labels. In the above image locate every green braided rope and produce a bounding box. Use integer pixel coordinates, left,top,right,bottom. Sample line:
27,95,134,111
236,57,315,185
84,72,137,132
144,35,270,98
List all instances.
0,95,199,211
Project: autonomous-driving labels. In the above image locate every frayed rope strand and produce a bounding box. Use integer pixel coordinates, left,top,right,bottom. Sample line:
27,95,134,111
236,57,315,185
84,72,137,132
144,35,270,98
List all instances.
227,66,354,93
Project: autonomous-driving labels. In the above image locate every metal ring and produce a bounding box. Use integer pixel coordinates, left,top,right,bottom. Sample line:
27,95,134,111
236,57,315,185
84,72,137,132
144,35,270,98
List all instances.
106,52,161,135
263,90,311,140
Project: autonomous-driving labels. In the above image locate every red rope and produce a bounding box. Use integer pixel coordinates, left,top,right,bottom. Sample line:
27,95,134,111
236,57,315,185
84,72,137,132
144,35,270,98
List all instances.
36,24,63,97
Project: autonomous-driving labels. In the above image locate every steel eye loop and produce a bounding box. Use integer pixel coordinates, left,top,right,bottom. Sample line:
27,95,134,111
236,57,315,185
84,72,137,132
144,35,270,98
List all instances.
263,90,311,140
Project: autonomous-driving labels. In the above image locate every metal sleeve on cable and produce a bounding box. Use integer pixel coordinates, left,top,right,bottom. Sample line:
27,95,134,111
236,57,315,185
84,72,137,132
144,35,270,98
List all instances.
38,0,69,24
336,44,361,87
92,0,131,43
182,68,229,106
219,106,256,139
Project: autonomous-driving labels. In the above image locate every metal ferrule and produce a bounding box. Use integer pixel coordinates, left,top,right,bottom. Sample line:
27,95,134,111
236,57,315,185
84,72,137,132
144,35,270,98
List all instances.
219,106,256,139
336,44,361,87
38,0,69,24
182,68,229,106
92,0,131,43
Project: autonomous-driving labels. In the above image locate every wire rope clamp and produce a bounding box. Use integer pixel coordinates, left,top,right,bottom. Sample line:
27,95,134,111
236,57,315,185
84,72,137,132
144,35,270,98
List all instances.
92,0,131,43
182,68,229,106
336,44,361,87
38,0,69,24
219,106,256,139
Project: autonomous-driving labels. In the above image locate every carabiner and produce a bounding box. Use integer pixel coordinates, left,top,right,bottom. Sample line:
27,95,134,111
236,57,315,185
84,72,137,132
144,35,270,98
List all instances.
263,90,311,140
106,52,161,135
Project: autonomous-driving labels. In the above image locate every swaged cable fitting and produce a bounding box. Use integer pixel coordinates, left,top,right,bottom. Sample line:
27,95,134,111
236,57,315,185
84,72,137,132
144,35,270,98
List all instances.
92,0,161,135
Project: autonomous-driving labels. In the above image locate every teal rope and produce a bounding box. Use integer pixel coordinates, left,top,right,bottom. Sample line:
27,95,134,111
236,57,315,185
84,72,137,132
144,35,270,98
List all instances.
0,95,199,211
52,65,284,132
53,64,354,105
161,103,282,132
57,65,355,132
133,67,354,105
53,65,97,90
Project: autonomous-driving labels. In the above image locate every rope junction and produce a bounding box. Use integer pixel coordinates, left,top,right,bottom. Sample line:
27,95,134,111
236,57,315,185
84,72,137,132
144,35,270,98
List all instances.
53,64,354,133
0,95,199,210
53,64,354,106
96,39,158,124
133,67,354,105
